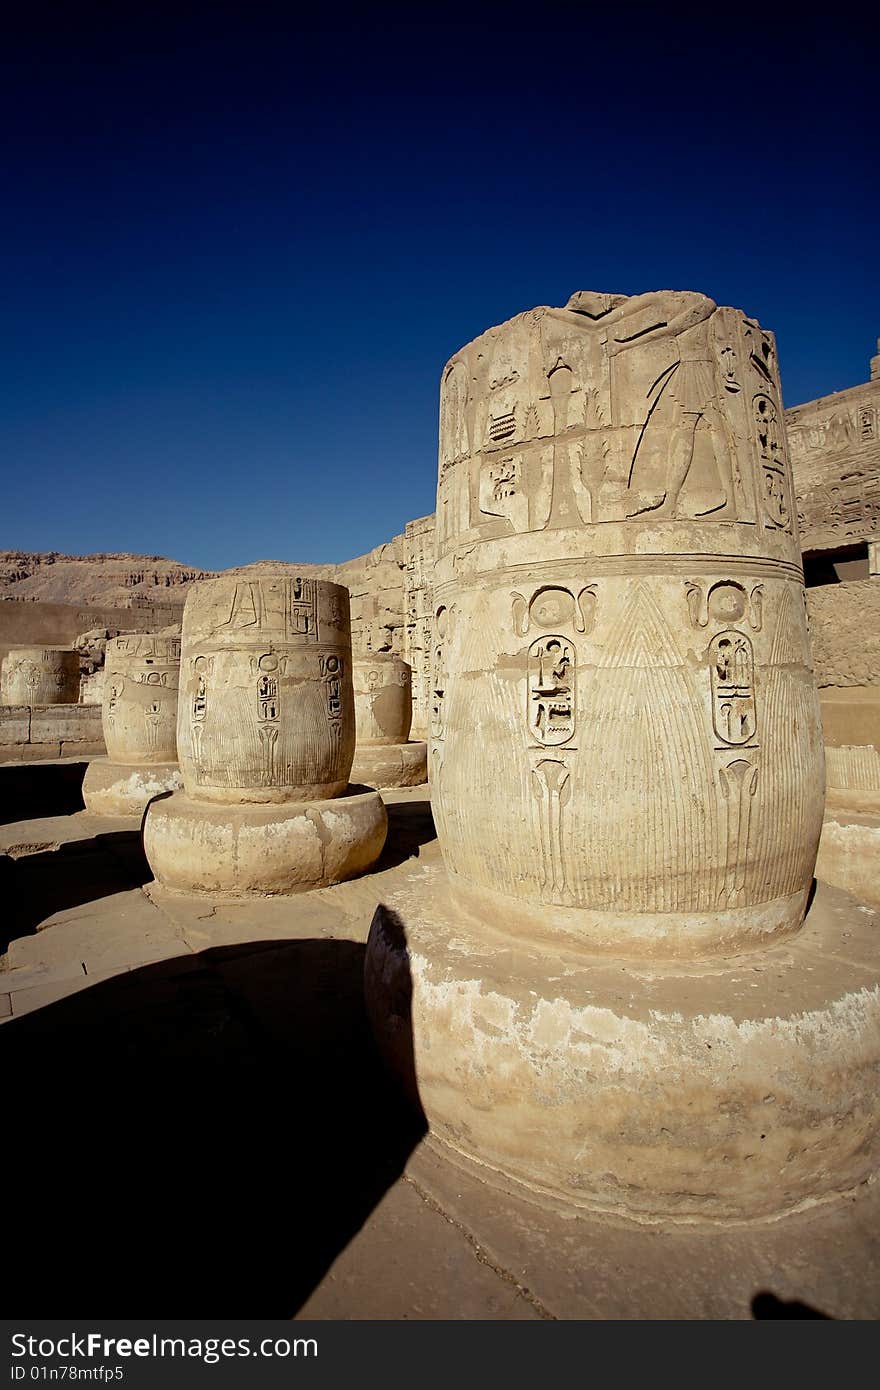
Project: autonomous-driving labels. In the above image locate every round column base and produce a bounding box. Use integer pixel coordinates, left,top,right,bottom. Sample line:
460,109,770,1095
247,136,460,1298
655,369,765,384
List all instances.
143,787,387,897
365,863,880,1223
82,757,182,817
351,741,428,789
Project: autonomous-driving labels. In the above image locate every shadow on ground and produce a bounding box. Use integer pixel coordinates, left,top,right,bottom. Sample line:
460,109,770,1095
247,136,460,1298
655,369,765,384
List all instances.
0,760,88,824
371,795,436,872
2,934,426,1315
2,831,152,951
752,1291,832,1319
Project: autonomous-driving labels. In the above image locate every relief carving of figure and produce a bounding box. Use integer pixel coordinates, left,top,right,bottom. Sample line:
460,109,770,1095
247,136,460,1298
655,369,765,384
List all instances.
599,291,739,520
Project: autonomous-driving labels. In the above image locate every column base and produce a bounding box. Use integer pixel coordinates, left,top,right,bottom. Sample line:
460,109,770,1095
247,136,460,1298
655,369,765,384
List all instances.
351,741,428,789
143,787,387,897
82,757,182,817
364,862,880,1223
817,805,880,908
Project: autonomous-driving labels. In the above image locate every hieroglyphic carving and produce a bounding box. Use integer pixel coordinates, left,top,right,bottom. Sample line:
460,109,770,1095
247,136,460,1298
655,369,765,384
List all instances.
787,371,880,551
709,631,757,747
190,655,209,771
530,758,571,902
686,580,763,631
754,393,791,530
0,647,80,706
719,758,759,899
177,577,354,801
102,633,181,765
402,514,435,737
430,605,449,741
256,653,281,785
321,652,344,764
290,576,317,638
527,637,576,747
512,584,597,638
431,293,823,948
437,290,800,551
144,700,162,753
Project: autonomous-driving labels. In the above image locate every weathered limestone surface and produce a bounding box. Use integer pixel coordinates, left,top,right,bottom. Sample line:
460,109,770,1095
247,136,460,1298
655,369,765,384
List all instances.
0,597,184,669
788,369,880,555
0,704,104,761
808,580,880,688
431,289,823,953
102,634,180,765
0,707,30,750
81,758,182,817
351,653,428,788
354,654,413,745
366,288,880,1223
83,634,183,816
1,647,80,706
79,670,104,705
402,515,435,737
30,704,103,745
177,574,356,803
144,573,386,895
821,688,880,811
367,871,880,1222
145,787,386,897
816,810,880,907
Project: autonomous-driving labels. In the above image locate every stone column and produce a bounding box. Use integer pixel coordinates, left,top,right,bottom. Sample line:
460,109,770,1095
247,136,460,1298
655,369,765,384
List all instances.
82,635,182,816
351,654,428,788
365,289,880,1222
143,572,387,895
1,648,79,706
430,290,824,954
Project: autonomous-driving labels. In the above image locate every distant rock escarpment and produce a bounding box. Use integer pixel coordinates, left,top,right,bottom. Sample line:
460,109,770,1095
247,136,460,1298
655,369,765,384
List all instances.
0,552,215,607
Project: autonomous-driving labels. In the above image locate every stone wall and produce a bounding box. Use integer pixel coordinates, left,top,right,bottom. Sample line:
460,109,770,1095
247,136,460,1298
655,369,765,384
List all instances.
787,344,880,693
0,599,185,669
402,516,435,737
787,347,880,555
807,579,880,689
299,516,437,738
0,704,105,762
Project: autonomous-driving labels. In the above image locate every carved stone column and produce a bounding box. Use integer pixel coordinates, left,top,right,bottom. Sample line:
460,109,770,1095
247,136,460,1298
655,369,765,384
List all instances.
143,572,387,895
83,635,182,816
431,290,823,955
351,653,428,789
365,290,880,1222
1,647,80,706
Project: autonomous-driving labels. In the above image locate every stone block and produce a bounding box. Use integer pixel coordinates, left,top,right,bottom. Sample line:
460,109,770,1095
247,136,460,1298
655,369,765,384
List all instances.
29,704,104,746
0,707,30,746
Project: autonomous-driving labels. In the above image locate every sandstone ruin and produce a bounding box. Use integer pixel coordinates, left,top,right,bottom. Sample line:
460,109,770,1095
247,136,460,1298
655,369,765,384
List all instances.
1,294,879,1317
82,634,183,816
364,290,880,1221
142,573,387,895
789,343,880,905
351,654,428,789
1,647,80,706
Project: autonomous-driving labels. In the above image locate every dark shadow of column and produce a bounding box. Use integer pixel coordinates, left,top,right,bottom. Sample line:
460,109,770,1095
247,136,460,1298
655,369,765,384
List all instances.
0,760,88,824
1,934,426,1315
1,830,151,952
752,1291,832,1319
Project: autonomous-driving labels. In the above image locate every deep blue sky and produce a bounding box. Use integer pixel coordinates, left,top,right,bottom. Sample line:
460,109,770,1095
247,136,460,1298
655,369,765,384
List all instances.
2,5,876,569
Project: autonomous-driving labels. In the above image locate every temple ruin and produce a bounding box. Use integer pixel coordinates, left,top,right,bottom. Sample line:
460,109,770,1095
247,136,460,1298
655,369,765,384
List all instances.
2,299,879,1318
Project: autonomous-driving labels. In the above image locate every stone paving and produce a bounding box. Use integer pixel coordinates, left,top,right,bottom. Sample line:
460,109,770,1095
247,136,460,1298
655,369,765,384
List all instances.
2,781,878,1319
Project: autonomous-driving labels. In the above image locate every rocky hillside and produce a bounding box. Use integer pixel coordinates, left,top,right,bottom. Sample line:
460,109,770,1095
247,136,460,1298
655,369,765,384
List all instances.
0,552,214,607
